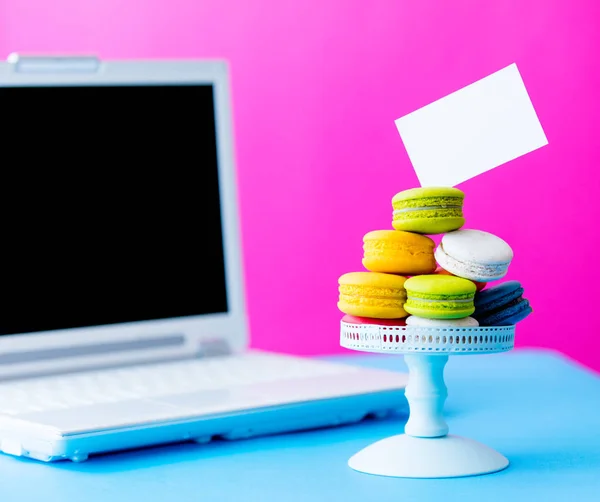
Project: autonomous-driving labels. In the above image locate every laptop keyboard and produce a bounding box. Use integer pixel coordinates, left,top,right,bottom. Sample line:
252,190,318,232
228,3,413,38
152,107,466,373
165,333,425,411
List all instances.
0,353,355,416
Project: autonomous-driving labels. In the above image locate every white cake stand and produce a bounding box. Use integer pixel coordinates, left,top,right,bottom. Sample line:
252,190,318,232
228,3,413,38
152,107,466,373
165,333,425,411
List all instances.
340,320,516,479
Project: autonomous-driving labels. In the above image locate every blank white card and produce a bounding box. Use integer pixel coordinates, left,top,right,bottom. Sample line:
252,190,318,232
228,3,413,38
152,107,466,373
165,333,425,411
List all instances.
395,63,548,187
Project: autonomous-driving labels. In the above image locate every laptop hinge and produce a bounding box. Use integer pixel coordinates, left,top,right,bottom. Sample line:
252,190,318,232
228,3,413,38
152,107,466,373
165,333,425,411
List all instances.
0,336,234,381
197,338,233,358
0,335,187,367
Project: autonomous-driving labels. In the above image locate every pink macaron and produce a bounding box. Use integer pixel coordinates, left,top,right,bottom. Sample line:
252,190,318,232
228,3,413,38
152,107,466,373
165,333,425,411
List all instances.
342,315,406,326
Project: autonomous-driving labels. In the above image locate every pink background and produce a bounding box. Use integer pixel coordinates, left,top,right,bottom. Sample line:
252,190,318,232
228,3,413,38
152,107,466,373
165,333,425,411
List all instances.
2,1,600,370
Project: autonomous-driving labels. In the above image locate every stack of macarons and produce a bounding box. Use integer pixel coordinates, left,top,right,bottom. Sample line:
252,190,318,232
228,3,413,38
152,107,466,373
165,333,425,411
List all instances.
338,187,532,329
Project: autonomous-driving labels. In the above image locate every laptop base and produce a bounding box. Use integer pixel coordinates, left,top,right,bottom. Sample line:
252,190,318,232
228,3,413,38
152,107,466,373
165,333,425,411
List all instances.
0,389,404,462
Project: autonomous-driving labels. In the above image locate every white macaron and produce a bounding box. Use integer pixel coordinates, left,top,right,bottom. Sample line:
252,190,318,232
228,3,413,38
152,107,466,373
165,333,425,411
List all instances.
434,229,513,282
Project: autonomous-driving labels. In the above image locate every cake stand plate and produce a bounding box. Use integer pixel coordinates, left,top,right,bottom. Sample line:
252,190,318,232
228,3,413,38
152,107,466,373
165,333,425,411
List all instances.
340,321,516,479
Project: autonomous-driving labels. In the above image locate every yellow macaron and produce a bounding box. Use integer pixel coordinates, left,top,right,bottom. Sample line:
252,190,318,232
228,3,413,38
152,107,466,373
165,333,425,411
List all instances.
362,230,436,275
338,271,408,319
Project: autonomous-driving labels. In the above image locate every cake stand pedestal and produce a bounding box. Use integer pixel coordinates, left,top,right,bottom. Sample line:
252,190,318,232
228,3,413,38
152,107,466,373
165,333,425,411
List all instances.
340,321,516,479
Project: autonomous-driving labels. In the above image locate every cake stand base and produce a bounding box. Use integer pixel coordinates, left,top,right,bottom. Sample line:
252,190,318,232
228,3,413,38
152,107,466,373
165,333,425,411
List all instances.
348,434,509,479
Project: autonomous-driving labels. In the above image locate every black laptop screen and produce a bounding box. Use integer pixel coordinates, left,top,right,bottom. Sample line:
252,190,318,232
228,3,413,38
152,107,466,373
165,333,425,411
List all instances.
0,84,228,335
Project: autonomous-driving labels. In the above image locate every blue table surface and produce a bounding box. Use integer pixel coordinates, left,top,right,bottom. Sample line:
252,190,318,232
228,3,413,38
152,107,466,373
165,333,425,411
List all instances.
1,349,599,502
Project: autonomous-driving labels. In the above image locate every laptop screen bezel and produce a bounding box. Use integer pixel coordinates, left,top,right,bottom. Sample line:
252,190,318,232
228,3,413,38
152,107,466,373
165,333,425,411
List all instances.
0,58,248,376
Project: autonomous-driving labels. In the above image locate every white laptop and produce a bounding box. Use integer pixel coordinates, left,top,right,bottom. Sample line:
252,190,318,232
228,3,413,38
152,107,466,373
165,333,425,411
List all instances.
0,54,407,463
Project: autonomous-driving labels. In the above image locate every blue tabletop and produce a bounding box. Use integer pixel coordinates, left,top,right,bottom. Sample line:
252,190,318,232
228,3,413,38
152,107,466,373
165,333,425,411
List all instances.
1,349,599,502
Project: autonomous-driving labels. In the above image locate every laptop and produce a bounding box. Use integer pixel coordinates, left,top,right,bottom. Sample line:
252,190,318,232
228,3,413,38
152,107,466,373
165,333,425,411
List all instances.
0,54,407,463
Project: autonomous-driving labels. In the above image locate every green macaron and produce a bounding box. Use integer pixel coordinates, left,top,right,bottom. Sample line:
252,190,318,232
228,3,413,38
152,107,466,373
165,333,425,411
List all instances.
404,274,476,319
392,187,465,234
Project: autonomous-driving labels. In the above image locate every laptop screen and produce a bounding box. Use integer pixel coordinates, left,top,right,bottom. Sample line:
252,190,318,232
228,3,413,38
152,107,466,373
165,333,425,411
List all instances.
0,84,228,336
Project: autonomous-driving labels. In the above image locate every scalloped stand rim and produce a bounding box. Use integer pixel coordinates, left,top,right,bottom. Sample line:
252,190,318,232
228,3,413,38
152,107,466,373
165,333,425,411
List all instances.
340,322,516,355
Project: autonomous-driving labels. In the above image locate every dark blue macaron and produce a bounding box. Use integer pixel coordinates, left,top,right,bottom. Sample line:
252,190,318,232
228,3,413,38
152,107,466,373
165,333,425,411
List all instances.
474,280,532,326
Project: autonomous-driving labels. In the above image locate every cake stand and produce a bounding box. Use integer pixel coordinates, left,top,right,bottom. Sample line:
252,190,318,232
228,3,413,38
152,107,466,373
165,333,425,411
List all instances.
340,320,516,478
